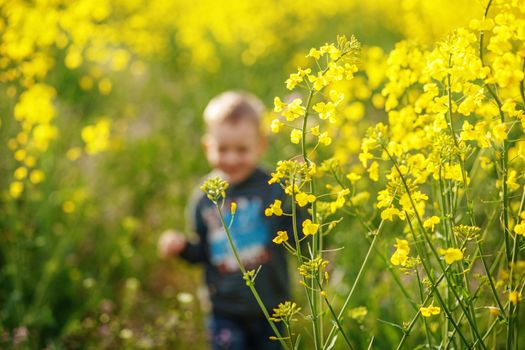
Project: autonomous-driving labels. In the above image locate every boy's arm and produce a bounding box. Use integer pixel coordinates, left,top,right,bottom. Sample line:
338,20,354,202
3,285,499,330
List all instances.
158,192,209,263
178,195,209,263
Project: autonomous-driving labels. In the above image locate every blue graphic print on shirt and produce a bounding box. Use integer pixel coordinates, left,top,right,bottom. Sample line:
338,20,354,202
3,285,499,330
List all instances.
205,196,271,273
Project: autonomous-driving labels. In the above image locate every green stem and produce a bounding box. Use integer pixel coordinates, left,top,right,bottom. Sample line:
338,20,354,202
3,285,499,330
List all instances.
323,222,382,348
478,1,516,346
316,279,354,350
416,268,434,349
384,147,487,349
215,204,290,350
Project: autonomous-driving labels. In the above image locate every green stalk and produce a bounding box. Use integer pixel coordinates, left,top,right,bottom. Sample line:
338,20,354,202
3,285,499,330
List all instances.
404,215,473,348
395,269,449,350
215,204,290,350
299,87,323,349
416,268,434,349
445,65,480,335
478,2,516,346
384,147,487,349
323,221,383,348
316,279,354,350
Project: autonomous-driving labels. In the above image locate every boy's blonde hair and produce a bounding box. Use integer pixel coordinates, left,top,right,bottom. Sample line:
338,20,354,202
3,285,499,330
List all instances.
203,91,265,132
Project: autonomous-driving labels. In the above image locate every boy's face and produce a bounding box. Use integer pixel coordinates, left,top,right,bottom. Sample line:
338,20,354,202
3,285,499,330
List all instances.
203,120,266,185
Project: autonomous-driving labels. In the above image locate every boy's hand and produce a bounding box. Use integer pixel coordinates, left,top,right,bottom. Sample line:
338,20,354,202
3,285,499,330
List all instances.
158,229,186,258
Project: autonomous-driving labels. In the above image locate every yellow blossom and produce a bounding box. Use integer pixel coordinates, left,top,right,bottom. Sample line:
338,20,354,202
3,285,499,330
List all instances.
306,48,322,60
509,291,521,305
62,201,76,214
290,129,302,144
296,192,316,207
274,97,286,113
265,199,284,216
230,202,237,215
439,247,464,264
313,102,336,122
318,132,332,146
492,122,507,143
270,119,283,133
381,206,401,221
423,216,440,231
367,161,379,182
273,231,289,244
82,119,112,155
14,167,28,180
420,305,441,317
29,170,45,184
302,219,319,236
9,181,24,198
346,172,361,183
390,238,410,266
515,222,525,236
67,147,82,161
282,98,305,121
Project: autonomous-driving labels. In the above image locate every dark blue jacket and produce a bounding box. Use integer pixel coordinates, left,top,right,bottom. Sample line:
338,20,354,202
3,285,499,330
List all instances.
180,168,296,318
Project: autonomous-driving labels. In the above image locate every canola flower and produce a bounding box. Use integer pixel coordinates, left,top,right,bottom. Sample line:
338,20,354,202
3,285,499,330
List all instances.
3,0,524,348
420,304,441,317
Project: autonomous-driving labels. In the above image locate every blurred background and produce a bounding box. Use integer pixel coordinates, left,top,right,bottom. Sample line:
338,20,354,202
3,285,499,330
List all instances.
0,0,482,348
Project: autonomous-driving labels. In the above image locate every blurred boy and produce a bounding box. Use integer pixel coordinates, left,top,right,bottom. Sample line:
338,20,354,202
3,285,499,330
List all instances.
158,91,294,350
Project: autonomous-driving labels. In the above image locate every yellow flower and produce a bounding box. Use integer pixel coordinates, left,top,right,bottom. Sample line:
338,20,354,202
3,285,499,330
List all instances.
9,181,24,199
346,172,362,183
438,247,464,264
282,98,305,121
492,122,507,143
273,231,289,244
14,167,28,180
98,78,112,95
67,147,82,161
82,119,111,155
420,305,441,317
296,192,316,207
62,200,76,214
423,216,441,231
509,291,521,305
367,161,379,182
306,48,322,60
313,102,336,121
285,72,303,90
230,202,237,215
390,238,410,266
302,219,319,236
381,206,400,221
265,200,283,216
290,129,302,144
318,132,332,146
270,119,283,133
29,170,45,184
329,189,350,213
274,97,286,113
514,222,525,236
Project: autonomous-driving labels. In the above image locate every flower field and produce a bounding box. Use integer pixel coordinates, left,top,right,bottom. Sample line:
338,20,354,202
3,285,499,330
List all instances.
1,0,524,349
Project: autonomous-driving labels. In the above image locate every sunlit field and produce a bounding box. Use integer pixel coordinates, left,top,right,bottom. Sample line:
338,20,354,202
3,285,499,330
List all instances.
1,0,524,348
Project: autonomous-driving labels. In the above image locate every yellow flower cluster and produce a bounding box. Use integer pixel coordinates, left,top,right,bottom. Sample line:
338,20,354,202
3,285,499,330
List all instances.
271,35,360,151
269,301,301,323
200,176,229,203
1,0,174,200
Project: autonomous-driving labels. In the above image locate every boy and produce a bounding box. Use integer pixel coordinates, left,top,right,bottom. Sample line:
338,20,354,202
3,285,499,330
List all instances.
158,91,294,350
